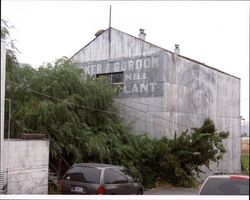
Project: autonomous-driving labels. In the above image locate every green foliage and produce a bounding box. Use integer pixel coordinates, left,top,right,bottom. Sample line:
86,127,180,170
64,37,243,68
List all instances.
241,155,249,175
153,119,229,187
1,19,20,66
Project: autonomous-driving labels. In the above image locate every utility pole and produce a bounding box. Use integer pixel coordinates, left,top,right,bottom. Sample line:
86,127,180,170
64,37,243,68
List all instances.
108,5,112,59
0,40,7,193
109,5,112,28
241,116,246,136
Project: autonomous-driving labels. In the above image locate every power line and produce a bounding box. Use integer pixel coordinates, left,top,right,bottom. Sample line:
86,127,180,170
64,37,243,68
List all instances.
7,78,179,131
118,106,243,140
7,75,191,130
118,107,174,130
29,88,115,115
116,100,242,134
7,83,243,140
50,143,70,168
6,68,243,136
16,83,243,134
13,65,246,120
117,98,247,119
116,101,190,128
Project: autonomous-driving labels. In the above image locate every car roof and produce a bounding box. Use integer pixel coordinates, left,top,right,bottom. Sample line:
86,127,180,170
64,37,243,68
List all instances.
206,175,249,179
199,174,249,195
73,163,122,169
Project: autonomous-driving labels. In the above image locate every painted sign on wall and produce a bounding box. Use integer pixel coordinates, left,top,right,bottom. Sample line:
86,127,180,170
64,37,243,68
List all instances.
75,52,165,98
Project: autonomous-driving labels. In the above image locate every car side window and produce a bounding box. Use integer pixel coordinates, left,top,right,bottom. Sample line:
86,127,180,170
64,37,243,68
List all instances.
123,168,135,183
64,166,101,184
104,168,128,184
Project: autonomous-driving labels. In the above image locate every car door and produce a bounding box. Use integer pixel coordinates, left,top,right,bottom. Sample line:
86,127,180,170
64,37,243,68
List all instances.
123,168,139,194
103,167,130,195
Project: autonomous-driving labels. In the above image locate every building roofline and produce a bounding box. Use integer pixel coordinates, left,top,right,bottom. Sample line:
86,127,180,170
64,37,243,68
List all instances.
68,27,110,61
70,27,240,80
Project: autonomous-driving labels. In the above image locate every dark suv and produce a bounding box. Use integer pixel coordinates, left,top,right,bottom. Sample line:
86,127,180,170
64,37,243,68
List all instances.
59,163,144,195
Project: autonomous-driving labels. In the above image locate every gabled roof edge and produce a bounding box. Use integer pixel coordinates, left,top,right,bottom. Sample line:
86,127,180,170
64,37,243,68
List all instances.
111,27,240,80
68,27,110,61
69,27,240,80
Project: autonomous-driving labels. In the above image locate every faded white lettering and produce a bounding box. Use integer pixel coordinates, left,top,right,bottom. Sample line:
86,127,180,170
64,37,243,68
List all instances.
136,59,142,70
152,56,159,68
120,61,127,71
123,82,158,94
140,83,148,93
77,54,162,97
131,84,139,93
149,82,157,93
125,74,132,80
124,85,131,94
144,58,150,69
128,60,134,71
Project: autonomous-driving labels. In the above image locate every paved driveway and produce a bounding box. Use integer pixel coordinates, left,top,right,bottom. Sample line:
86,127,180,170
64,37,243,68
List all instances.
144,187,198,195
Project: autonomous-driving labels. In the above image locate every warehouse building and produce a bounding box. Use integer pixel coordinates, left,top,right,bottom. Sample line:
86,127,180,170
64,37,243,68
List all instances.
70,27,241,176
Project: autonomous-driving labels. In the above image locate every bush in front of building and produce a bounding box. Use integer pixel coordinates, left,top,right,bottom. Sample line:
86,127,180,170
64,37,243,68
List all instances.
241,155,249,175
144,118,229,187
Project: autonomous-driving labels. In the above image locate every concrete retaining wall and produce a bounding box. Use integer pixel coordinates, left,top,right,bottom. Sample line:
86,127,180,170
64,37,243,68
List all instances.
2,139,49,194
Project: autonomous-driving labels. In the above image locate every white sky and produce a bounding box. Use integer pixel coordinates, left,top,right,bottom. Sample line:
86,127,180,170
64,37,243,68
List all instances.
1,1,249,121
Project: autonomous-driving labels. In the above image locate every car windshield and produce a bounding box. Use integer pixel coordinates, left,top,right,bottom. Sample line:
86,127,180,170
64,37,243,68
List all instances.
64,165,101,184
200,177,249,195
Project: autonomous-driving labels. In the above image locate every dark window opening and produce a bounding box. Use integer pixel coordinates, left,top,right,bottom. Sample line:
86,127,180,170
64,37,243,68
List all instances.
96,72,124,85
111,72,123,84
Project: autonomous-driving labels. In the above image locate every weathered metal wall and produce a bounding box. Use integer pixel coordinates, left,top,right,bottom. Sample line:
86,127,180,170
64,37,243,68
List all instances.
71,28,241,175
163,52,241,176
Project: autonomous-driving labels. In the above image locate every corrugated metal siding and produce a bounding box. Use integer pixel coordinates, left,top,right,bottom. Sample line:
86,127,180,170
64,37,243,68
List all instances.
71,28,241,175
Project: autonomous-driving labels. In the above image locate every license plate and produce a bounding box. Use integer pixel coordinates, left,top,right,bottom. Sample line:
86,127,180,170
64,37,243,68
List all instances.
71,186,85,193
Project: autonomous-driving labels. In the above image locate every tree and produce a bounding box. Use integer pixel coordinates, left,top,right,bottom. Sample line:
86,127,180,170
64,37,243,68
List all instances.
149,119,229,187
1,19,20,70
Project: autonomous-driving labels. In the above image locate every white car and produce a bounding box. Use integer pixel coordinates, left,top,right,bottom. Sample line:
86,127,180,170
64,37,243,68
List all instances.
199,175,249,195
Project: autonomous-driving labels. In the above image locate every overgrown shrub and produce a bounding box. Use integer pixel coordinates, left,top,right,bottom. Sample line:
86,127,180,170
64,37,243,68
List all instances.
241,155,249,175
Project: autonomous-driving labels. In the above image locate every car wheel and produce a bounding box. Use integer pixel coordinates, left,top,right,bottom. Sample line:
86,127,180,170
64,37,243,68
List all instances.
49,182,57,192
137,189,143,195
